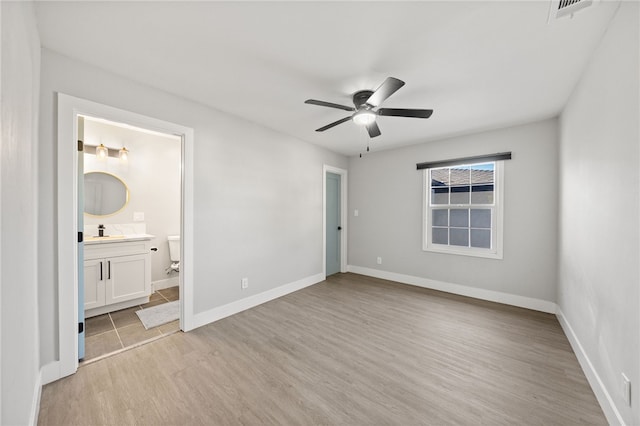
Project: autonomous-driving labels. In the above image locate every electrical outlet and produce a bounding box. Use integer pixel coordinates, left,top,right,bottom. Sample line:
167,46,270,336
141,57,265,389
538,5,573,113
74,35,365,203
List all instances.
133,211,145,222
241,278,249,289
622,373,631,406
376,257,382,265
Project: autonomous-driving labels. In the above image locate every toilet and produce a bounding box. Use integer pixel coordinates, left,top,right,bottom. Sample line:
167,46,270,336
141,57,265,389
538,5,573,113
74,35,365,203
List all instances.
167,235,180,273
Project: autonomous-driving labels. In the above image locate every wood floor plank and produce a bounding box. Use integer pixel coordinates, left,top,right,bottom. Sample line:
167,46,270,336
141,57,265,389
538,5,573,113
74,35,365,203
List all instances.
38,273,606,425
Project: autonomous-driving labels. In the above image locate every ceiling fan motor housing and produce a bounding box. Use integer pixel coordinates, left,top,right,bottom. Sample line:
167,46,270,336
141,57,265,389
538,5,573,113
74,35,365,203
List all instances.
353,90,374,109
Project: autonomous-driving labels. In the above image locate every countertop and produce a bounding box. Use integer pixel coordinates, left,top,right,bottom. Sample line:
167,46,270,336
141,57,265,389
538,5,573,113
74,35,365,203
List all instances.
84,233,155,245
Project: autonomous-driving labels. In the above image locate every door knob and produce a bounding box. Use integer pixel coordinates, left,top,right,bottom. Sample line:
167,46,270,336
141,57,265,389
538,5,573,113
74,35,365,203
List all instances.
337,226,342,230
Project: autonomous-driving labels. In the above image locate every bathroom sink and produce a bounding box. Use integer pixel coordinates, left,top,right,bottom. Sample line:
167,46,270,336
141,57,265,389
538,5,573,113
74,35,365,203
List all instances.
85,235,125,241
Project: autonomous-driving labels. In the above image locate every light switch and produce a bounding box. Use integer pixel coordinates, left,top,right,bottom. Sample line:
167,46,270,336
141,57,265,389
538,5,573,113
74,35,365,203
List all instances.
354,209,359,217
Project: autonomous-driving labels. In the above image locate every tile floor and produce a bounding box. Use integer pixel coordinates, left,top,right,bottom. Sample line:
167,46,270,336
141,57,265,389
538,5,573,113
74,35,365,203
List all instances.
83,286,180,362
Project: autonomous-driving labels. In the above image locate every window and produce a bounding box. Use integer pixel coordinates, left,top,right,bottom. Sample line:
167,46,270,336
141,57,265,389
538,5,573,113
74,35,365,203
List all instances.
423,161,504,259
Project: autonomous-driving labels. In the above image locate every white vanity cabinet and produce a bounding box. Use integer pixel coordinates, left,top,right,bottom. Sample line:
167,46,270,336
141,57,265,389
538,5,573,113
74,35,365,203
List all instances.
84,236,153,318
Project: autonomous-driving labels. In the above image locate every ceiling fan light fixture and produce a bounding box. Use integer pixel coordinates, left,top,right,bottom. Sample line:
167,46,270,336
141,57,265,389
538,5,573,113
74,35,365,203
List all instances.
352,110,376,126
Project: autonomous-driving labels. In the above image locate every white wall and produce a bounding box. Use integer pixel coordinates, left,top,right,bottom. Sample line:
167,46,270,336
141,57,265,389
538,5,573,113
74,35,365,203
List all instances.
38,49,348,366
1,1,42,424
83,119,181,283
558,2,639,425
348,119,559,306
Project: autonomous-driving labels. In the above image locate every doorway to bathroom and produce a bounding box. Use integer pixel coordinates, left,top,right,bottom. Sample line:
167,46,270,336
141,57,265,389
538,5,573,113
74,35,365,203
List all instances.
49,93,195,382
80,115,184,362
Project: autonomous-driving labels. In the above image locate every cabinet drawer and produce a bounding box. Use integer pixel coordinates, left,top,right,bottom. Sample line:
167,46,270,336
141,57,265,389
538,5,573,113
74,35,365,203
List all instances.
84,240,150,259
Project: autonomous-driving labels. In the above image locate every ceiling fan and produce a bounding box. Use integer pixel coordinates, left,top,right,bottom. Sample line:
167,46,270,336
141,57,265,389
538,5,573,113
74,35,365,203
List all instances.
305,77,433,138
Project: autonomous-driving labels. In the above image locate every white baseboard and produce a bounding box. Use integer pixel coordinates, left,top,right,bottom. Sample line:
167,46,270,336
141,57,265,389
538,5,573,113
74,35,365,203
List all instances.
190,273,324,330
30,369,42,426
347,265,557,314
153,276,179,291
556,308,625,426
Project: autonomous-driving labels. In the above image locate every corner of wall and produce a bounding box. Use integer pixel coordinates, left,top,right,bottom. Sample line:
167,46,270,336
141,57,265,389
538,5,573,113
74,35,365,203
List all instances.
1,1,44,424
556,308,625,425
556,2,639,424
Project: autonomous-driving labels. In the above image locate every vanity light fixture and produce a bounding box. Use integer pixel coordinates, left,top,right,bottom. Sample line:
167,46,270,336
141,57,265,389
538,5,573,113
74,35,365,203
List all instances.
95,143,109,161
85,143,131,162
119,146,129,163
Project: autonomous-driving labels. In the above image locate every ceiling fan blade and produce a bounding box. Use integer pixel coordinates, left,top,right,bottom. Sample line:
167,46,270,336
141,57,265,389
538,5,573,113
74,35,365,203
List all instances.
305,99,355,112
365,77,405,107
315,116,352,132
366,121,381,138
377,108,433,119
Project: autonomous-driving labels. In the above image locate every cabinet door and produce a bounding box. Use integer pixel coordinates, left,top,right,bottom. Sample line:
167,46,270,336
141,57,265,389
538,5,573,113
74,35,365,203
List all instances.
105,253,150,305
84,259,105,310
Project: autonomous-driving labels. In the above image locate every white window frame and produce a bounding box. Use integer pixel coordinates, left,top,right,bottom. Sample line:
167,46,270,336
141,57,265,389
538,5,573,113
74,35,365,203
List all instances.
422,161,504,259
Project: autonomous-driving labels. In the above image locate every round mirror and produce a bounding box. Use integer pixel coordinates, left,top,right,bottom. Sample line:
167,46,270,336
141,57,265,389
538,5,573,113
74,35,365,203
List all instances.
84,172,129,216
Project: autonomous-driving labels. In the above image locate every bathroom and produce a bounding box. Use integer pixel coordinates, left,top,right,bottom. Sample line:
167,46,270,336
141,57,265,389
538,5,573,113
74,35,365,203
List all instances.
82,116,182,361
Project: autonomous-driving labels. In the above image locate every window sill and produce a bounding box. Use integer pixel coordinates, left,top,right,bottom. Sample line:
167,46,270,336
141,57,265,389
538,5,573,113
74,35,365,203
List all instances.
423,244,503,260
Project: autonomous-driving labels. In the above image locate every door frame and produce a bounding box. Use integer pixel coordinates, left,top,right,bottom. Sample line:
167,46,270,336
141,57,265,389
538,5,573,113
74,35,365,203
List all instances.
322,165,348,278
48,93,195,382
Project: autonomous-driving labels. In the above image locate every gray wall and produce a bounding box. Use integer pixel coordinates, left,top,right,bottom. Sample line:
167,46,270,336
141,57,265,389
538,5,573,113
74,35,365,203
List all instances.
348,119,559,302
38,49,347,366
83,120,181,283
558,2,639,424
1,2,41,424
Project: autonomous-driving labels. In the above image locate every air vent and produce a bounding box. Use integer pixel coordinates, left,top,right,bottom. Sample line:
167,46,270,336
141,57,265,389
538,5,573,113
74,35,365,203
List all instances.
548,0,593,22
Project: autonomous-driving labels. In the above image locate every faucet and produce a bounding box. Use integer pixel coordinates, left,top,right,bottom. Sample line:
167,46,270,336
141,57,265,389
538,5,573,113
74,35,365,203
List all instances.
98,224,105,237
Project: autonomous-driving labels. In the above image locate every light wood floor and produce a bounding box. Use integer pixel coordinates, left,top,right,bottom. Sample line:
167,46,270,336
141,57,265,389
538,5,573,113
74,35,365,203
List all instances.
38,273,605,425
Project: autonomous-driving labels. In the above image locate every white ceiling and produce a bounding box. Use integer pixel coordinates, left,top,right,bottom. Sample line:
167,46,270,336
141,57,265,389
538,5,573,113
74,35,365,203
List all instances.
34,1,620,156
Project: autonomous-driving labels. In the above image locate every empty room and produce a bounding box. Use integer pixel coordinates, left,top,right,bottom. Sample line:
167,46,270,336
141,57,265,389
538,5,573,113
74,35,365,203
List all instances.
1,1,638,425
